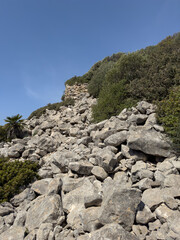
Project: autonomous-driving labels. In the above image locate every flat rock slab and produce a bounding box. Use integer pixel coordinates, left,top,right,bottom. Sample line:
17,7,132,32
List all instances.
0,226,25,240
104,131,128,147
98,188,141,231
25,194,63,231
127,127,171,157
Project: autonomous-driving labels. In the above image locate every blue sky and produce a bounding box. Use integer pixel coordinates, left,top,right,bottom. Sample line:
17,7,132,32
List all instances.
0,0,179,125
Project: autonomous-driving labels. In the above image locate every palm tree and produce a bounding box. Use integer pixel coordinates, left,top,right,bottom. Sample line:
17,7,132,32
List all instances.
4,114,24,140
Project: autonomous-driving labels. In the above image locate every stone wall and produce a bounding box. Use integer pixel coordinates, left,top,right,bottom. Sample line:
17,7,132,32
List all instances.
64,83,89,100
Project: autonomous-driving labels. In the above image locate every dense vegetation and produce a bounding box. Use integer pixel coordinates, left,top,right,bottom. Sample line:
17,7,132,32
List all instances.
157,86,180,154
65,32,180,153
0,157,39,203
28,98,75,119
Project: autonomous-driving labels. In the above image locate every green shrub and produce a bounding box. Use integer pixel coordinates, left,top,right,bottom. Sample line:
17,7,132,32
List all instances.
92,80,136,122
28,98,75,119
157,86,180,154
91,33,180,122
88,61,115,97
0,157,39,203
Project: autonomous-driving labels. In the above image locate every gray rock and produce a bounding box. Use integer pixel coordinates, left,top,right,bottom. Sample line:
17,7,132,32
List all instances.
133,178,153,191
77,137,92,146
31,178,52,195
91,166,108,180
128,114,148,125
113,171,132,188
172,160,180,171
63,178,97,228
145,113,157,126
168,212,180,236
8,143,25,158
84,192,102,208
94,149,117,173
62,177,85,193
80,207,101,232
92,128,115,141
69,128,79,137
121,144,147,161
31,177,62,195
22,149,34,158
10,188,36,207
51,150,80,173
25,194,63,231
69,161,93,175
88,223,138,240
155,203,175,223
148,219,161,231
36,223,53,240
0,206,14,217
164,174,180,188
164,196,178,210
157,160,174,173
13,211,27,227
127,127,171,157
136,101,156,114
132,225,149,239
40,121,56,130
0,226,26,240
98,188,141,231
142,188,164,210
104,118,130,131
136,202,155,224
104,130,128,147
3,213,15,226
131,161,147,174
0,216,5,233
24,229,37,240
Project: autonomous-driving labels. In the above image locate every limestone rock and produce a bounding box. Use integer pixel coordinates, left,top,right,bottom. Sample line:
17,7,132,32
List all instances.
104,130,128,147
88,223,138,240
80,207,101,232
155,203,175,223
136,202,155,224
0,226,26,240
25,194,63,231
36,223,53,240
128,127,171,157
91,166,108,180
31,177,62,195
69,161,93,175
142,188,164,210
98,188,141,231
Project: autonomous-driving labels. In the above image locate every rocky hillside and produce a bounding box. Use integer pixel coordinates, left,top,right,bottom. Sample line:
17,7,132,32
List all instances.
0,84,180,240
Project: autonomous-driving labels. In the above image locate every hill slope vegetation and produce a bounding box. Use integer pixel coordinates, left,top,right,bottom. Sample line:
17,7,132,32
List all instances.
65,32,180,153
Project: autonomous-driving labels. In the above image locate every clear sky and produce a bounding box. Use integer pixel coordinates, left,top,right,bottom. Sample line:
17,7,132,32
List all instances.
0,0,179,125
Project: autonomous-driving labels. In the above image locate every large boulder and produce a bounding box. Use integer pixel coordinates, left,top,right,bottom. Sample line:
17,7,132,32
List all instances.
86,223,138,240
25,194,63,231
98,187,141,231
8,144,25,158
127,127,171,157
10,188,36,207
31,177,62,195
62,178,101,229
104,131,128,147
0,226,26,240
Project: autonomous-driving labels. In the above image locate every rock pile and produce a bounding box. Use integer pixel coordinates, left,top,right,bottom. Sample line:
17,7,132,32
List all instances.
0,85,180,240
64,84,89,100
